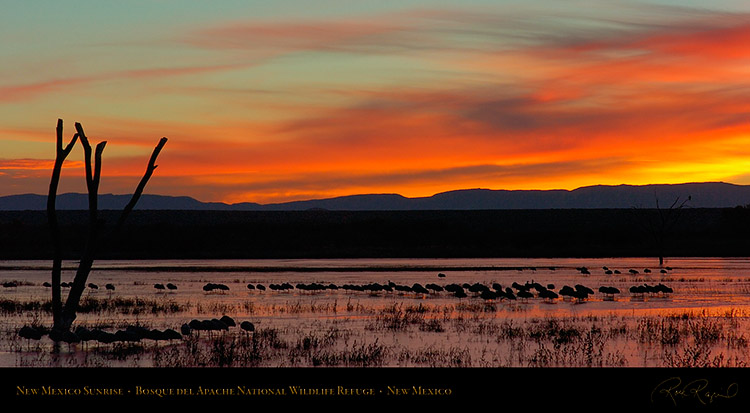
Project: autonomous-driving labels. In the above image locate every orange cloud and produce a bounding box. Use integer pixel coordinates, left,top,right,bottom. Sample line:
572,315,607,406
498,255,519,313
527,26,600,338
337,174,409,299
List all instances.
0,159,83,170
3,5,750,204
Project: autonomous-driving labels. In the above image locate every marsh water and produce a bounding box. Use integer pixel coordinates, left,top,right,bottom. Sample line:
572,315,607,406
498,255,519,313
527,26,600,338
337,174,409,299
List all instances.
3,257,750,367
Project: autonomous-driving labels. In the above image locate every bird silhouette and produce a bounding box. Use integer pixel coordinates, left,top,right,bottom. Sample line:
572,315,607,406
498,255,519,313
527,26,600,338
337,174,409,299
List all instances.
629,285,647,298
203,283,229,293
479,289,498,301
94,330,116,344
538,289,559,303
220,315,236,327
644,284,660,296
411,283,430,296
57,330,81,350
75,326,95,344
572,285,594,302
598,286,620,300
559,285,576,300
114,330,140,342
163,329,182,340
654,283,673,296
575,284,594,296
240,321,255,335
512,282,530,293
517,290,534,301
18,326,43,341
469,283,489,294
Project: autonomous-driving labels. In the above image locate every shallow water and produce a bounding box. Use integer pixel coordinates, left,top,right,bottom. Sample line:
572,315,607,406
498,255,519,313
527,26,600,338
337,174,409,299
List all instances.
3,256,750,316
3,257,750,367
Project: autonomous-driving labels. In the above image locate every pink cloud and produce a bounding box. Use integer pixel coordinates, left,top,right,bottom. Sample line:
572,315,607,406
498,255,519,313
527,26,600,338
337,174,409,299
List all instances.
0,62,253,103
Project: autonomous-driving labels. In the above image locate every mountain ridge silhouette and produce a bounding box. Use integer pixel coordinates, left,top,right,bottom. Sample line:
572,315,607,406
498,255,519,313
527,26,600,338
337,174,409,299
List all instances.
1,182,748,211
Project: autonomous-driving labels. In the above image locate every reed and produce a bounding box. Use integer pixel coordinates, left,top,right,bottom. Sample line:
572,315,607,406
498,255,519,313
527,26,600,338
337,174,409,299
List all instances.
6,290,750,368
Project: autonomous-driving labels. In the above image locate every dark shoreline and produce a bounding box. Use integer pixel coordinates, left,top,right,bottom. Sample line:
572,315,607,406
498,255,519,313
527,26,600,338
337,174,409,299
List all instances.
0,265,547,272
1,208,749,260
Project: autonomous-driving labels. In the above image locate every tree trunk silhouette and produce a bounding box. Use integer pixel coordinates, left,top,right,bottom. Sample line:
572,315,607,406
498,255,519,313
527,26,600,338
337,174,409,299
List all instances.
631,194,690,267
48,119,167,334
47,119,78,329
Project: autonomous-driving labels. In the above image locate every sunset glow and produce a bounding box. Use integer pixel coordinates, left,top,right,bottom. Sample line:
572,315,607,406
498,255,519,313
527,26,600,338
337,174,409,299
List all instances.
2,1,749,204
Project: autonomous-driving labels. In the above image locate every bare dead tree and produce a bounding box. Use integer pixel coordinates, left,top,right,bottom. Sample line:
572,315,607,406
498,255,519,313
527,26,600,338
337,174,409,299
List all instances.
115,136,168,234
47,119,78,329
631,192,691,266
47,119,167,334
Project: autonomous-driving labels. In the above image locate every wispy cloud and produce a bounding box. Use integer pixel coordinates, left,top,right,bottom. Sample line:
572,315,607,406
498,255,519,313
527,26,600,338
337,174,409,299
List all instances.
0,62,252,103
0,159,83,170
3,2,749,203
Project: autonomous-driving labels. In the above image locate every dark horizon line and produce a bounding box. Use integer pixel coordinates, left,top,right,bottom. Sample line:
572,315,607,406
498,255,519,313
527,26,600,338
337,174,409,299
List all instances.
0,180,739,207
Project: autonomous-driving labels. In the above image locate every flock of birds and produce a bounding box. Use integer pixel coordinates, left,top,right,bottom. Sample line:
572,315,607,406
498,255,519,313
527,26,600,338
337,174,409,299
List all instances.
228,265,677,304
31,281,177,292
271,279,675,304
17,314,256,345
12,265,676,344
6,266,676,304
576,265,673,276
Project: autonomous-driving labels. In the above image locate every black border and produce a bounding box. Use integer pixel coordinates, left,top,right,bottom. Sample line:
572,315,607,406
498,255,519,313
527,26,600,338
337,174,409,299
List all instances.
3,367,748,409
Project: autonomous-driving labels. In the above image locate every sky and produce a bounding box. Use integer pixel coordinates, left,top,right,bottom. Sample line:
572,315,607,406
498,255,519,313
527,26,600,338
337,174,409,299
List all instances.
1,0,749,204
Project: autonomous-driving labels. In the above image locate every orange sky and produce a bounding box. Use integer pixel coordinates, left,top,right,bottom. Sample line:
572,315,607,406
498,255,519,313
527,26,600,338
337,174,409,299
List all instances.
1,1,749,204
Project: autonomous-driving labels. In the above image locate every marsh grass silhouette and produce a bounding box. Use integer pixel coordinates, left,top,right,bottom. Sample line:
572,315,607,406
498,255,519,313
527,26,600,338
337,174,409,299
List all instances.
6,289,750,367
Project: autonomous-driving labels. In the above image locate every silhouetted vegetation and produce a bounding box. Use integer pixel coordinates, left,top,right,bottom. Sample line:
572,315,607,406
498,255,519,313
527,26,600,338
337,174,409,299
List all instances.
1,208,749,259
631,194,692,266
46,119,167,334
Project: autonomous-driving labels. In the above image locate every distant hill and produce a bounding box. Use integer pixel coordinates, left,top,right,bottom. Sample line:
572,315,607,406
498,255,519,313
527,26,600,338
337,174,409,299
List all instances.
0,193,236,211
2,182,750,211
